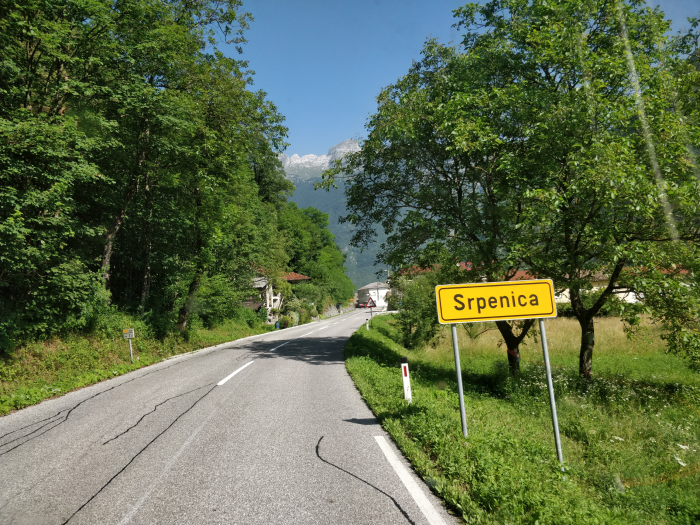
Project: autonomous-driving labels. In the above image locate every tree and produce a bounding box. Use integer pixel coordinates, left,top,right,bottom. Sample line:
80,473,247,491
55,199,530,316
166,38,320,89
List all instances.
0,0,297,347
322,0,700,376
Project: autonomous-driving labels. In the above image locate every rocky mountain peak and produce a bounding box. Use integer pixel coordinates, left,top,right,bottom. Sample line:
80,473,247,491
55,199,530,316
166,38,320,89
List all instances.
279,139,359,180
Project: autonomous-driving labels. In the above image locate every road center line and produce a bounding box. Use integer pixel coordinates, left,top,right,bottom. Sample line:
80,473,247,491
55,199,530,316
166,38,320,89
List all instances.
217,361,254,386
271,325,330,350
374,436,447,525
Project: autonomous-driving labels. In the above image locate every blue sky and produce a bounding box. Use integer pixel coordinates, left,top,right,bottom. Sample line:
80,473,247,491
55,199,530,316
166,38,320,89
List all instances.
225,0,698,157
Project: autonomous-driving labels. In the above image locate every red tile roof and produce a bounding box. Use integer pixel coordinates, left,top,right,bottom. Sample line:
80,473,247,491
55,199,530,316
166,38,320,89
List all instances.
282,272,311,281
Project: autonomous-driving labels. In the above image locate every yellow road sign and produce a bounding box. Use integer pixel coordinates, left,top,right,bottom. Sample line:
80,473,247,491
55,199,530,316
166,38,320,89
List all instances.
435,279,557,324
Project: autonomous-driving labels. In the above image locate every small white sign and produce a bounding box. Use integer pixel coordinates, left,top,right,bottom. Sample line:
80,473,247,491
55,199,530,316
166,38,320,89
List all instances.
123,328,135,339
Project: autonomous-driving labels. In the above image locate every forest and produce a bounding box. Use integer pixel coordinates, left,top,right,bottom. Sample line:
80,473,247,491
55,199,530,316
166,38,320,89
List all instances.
0,0,355,354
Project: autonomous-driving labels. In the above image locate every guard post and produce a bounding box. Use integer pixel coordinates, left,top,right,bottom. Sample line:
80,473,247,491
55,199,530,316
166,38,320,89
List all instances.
435,279,563,463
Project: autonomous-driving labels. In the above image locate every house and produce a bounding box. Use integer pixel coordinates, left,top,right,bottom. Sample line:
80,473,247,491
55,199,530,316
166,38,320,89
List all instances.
357,281,390,308
250,272,312,322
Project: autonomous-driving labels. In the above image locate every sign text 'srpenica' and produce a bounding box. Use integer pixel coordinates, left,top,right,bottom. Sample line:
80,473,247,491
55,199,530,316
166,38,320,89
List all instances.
435,280,557,324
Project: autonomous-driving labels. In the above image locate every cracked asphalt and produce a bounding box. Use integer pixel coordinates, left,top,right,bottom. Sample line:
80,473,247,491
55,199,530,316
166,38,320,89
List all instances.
0,311,457,525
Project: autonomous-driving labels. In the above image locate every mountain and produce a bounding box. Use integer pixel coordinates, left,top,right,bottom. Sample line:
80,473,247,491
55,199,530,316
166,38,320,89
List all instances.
282,140,387,289
279,139,360,181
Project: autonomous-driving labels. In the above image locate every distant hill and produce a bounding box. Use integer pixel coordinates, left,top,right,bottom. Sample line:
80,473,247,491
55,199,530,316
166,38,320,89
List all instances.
281,140,386,289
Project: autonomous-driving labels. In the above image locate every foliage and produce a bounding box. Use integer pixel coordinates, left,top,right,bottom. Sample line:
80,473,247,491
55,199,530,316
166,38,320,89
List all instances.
0,316,273,415
0,0,355,354
393,275,440,348
322,0,700,376
278,203,356,311
346,315,700,524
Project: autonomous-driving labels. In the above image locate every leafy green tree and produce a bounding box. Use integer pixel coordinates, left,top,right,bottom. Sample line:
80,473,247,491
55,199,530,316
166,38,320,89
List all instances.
278,203,355,305
0,0,298,347
323,0,700,376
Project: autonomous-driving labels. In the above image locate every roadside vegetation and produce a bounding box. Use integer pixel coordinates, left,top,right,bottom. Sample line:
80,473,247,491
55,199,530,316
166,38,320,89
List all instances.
322,0,700,376
0,308,275,416
0,0,355,391
347,315,700,524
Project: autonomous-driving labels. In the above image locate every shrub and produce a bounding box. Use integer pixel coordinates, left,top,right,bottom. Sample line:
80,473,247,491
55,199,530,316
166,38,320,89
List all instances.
288,311,300,327
395,275,440,348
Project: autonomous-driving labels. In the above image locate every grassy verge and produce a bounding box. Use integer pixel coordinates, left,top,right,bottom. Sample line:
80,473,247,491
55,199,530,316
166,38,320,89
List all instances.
0,316,274,416
346,316,700,525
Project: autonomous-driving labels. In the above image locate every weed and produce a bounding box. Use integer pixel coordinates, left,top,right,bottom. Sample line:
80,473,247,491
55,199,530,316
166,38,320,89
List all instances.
347,316,700,524
0,317,273,415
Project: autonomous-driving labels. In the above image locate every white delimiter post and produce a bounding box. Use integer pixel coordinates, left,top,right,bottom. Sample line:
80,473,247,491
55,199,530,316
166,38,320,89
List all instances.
451,324,468,438
539,318,563,464
400,357,412,403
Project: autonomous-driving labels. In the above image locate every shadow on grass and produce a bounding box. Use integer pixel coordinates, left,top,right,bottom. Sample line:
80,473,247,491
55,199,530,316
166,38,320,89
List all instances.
346,325,513,400
348,320,700,412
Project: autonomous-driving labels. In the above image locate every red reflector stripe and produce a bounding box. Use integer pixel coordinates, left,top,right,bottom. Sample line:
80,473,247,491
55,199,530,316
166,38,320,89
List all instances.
402,365,408,377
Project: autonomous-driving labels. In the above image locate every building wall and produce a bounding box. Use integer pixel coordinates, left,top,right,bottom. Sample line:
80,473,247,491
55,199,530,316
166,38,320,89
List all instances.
358,288,389,308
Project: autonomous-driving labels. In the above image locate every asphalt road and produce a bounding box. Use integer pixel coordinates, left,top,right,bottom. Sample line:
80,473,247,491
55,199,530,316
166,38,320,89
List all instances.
0,311,457,525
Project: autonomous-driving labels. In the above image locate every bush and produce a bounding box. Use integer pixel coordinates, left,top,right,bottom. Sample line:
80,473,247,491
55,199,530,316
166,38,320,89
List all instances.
232,307,259,328
395,275,440,348
386,291,400,311
0,259,109,353
300,308,312,324
279,315,292,329
288,311,300,327
194,274,246,328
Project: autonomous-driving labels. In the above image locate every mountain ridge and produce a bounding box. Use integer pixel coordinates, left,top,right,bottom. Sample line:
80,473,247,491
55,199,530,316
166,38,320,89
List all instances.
279,139,360,181
282,139,386,289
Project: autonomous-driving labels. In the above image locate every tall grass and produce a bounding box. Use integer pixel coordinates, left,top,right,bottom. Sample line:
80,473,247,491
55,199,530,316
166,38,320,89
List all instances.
424,317,697,384
0,314,273,415
348,316,700,524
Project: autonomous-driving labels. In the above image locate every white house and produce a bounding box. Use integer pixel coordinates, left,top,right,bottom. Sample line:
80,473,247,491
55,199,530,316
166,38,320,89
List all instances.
357,281,390,308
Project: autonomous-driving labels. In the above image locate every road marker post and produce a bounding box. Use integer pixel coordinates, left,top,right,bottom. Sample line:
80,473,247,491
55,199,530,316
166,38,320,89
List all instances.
123,328,135,363
436,279,563,461
400,357,412,403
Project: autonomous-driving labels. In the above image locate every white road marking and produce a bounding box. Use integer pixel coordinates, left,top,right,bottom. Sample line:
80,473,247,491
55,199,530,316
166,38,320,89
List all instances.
374,436,447,525
217,361,254,386
271,325,329,350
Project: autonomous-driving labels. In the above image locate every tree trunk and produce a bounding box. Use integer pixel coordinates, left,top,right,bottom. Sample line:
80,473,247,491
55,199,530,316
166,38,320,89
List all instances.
101,207,128,288
100,176,140,287
177,272,201,334
578,315,595,379
139,181,153,315
102,129,150,289
495,319,535,375
177,187,203,335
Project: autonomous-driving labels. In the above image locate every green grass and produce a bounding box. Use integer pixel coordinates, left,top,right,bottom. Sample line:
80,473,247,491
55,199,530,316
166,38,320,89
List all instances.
346,316,700,525
0,316,274,415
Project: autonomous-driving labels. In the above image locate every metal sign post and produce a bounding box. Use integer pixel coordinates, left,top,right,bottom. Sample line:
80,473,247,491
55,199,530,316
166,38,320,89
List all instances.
451,324,468,437
123,328,135,363
366,296,376,326
435,279,563,462
539,319,563,463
